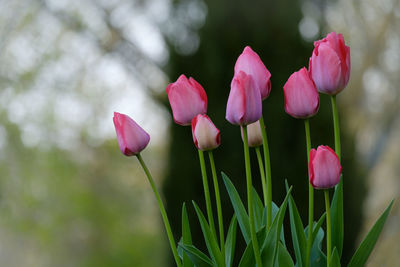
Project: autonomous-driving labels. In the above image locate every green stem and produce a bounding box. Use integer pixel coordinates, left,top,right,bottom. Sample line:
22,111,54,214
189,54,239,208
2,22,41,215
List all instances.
259,116,272,230
304,119,314,267
198,149,217,240
242,126,263,267
324,190,332,267
208,151,225,260
255,147,267,207
136,154,182,267
331,96,341,161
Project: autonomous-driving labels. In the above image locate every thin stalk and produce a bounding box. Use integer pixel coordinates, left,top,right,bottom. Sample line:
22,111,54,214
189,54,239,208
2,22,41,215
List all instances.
259,116,272,229
330,96,341,161
136,154,182,267
208,151,225,259
242,126,263,267
255,147,268,207
324,190,332,267
304,119,314,267
198,149,217,240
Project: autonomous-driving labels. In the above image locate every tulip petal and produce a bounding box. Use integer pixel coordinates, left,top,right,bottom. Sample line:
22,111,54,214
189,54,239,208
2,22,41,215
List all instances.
113,112,150,156
235,46,272,100
166,74,207,125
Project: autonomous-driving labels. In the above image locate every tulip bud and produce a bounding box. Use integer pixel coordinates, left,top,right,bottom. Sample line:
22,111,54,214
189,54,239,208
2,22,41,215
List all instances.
113,112,150,156
166,74,207,126
309,145,342,189
309,32,351,95
226,71,262,125
241,120,263,147
191,114,221,151
283,67,320,119
234,46,272,100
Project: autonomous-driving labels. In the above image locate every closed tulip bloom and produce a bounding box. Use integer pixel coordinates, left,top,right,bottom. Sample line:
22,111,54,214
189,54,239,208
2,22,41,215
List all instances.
309,145,342,189
113,112,150,156
241,120,263,147
166,74,207,126
235,46,272,100
191,114,221,151
284,67,320,119
309,32,351,95
226,71,262,125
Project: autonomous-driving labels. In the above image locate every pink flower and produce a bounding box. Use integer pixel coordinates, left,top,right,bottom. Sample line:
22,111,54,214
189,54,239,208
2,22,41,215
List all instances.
226,71,262,125
309,32,351,95
309,145,342,189
241,120,263,147
191,114,221,151
113,112,150,156
284,67,320,119
166,74,207,126
234,46,272,100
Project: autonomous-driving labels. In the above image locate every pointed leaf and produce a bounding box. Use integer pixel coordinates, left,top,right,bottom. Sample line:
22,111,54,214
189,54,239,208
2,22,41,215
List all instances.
309,225,326,267
222,172,251,243
238,226,267,267
285,181,306,267
192,201,224,266
330,247,341,267
252,187,264,231
261,187,293,266
331,177,344,256
348,200,394,267
275,242,294,267
225,215,238,267
179,243,213,267
182,203,194,267
311,213,326,247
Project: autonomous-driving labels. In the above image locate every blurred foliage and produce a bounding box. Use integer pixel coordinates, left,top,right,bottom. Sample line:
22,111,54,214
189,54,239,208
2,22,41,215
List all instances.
0,117,167,266
162,0,365,266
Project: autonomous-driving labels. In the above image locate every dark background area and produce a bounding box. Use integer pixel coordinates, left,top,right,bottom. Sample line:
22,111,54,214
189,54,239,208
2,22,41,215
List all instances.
162,0,365,265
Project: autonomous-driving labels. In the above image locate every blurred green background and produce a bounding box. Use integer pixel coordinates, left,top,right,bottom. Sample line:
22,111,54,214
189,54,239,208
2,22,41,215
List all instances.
0,0,399,266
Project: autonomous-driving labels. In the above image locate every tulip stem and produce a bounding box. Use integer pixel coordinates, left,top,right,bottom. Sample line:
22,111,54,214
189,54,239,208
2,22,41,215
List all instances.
259,116,272,230
136,154,182,267
324,189,332,267
304,119,314,267
255,147,267,207
208,151,225,258
331,96,341,161
242,126,263,267
198,149,217,240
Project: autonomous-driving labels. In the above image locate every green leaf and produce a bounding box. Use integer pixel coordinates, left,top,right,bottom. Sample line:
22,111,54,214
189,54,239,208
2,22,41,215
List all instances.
178,243,213,267
222,172,251,244
285,181,306,267
348,200,394,267
330,247,341,267
331,177,344,256
192,201,224,266
260,187,293,267
311,213,326,247
238,226,267,267
275,242,294,267
309,225,326,267
182,203,194,267
252,187,264,231
225,215,238,267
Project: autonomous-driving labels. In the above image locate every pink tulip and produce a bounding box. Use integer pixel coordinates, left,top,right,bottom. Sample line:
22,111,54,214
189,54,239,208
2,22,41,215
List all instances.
166,74,207,126
283,67,320,119
235,46,272,100
226,71,262,125
113,112,150,156
191,114,221,151
309,145,342,189
241,120,263,147
309,32,351,95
